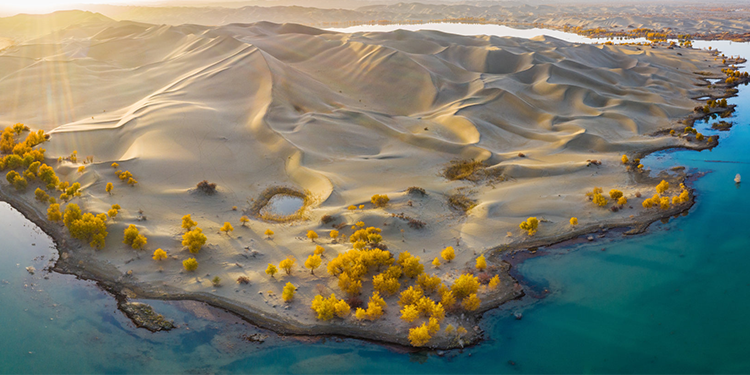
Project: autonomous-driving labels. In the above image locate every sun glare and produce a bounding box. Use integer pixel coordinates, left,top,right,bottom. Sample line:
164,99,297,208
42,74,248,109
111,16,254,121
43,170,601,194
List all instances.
2,0,148,14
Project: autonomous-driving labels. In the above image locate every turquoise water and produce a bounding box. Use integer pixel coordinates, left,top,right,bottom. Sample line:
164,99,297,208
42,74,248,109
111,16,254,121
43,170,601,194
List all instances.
2,26,750,373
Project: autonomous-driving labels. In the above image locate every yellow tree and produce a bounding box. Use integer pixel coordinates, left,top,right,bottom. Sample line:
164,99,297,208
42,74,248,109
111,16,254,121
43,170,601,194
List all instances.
106,182,113,195
305,254,322,275
484,273,498,289
656,180,669,194
266,264,278,278
452,274,480,298
131,234,147,250
279,257,296,275
401,305,419,323
329,230,339,240
408,324,431,347
182,228,207,253
240,216,250,227
220,222,234,235
153,248,168,261
373,274,400,296
462,293,481,311
282,282,296,302
181,214,197,231
307,230,319,242
441,246,455,263
264,229,274,239
520,217,539,235
314,245,325,256
333,299,351,318
432,257,441,268
47,203,62,222
609,189,623,200
476,254,487,271
570,217,578,226
621,155,629,164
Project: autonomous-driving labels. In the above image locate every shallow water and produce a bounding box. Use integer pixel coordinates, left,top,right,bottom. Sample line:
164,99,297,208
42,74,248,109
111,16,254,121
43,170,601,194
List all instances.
2,24,750,373
261,195,304,217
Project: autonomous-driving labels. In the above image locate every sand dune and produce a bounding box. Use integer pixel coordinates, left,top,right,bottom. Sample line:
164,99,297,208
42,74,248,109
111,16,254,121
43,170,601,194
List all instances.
0,18,723,347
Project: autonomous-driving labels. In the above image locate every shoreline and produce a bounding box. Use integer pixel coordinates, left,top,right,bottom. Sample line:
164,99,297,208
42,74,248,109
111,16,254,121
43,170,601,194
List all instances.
0,132,715,351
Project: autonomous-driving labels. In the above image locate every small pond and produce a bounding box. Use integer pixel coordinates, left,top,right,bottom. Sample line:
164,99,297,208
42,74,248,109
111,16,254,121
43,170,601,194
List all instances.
260,194,304,217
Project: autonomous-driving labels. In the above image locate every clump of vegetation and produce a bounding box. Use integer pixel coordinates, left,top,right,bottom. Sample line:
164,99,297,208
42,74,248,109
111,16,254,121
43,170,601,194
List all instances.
123,224,147,250
264,229,274,239
196,180,217,195
476,255,487,270
237,276,250,284
519,217,539,236
211,276,222,287
570,217,578,226
712,121,733,131
443,159,488,182
370,194,390,208
279,257,296,275
587,187,608,207
354,292,387,321
305,254,322,275
183,258,198,271
282,282,296,302
441,246,455,263
448,193,476,213
220,222,234,235
240,216,249,226
152,248,168,261
182,228,207,253
311,294,351,320
307,230,318,242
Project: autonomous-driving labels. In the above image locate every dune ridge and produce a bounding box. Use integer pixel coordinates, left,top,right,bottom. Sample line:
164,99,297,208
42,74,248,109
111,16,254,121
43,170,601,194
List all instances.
0,19,725,347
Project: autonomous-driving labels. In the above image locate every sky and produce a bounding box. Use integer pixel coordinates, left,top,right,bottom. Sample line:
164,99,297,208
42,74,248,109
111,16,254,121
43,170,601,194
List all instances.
0,0,153,14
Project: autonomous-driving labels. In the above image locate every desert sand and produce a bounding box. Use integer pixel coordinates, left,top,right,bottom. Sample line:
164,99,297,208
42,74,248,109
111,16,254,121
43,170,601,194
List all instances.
0,16,737,348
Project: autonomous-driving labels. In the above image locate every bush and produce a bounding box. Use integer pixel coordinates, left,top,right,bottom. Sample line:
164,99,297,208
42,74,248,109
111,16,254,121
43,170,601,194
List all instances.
452,274,480,298
407,186,426,196
47,203,62,222
570,217,578,226
183,258,198,271
609,189,623,200
461,293,481,311
656,180,669,194
220,222,234,235
408,324,432,347
211,276,221,287
373,273,400,296
476,255,487,270
182,228,207,253
371,194,390,208
488,275,500,290
266,264,277,277
196,180,217,194
441,246,455,262
282,282,296,302
152,248,168,261
237,276,250,284
305,254,322,275
306,230,318,241
519,217,539,236
279,257,296,275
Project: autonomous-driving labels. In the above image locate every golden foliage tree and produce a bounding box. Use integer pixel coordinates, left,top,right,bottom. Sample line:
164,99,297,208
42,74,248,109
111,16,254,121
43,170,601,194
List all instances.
307,230,318,241
656,180,669,195
63,203,82,229
609,189,623,200
401,304,420,323
432,257,441,268
240,216,249,226
181,214,197,231
476,254,487,271
47,203,62,222
462,293,481,311
416,274,441,293
570,217,578,226
106,182,113,195
279,257,296,275
401,253,424,278
153,248,168,261
441,246,455,263
621,155,629,164
408,323,431,347
489,275,500,290
282,282,296,302
618,196,627,206
452,274,480,298
399,286,424,307
220,222,234,235
338,272,362,296
373,273,401,296
519,217,539,236
182,228,207,253
266,263,278,278
329,230,339,239
264,229,274,239
305,254,322,275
